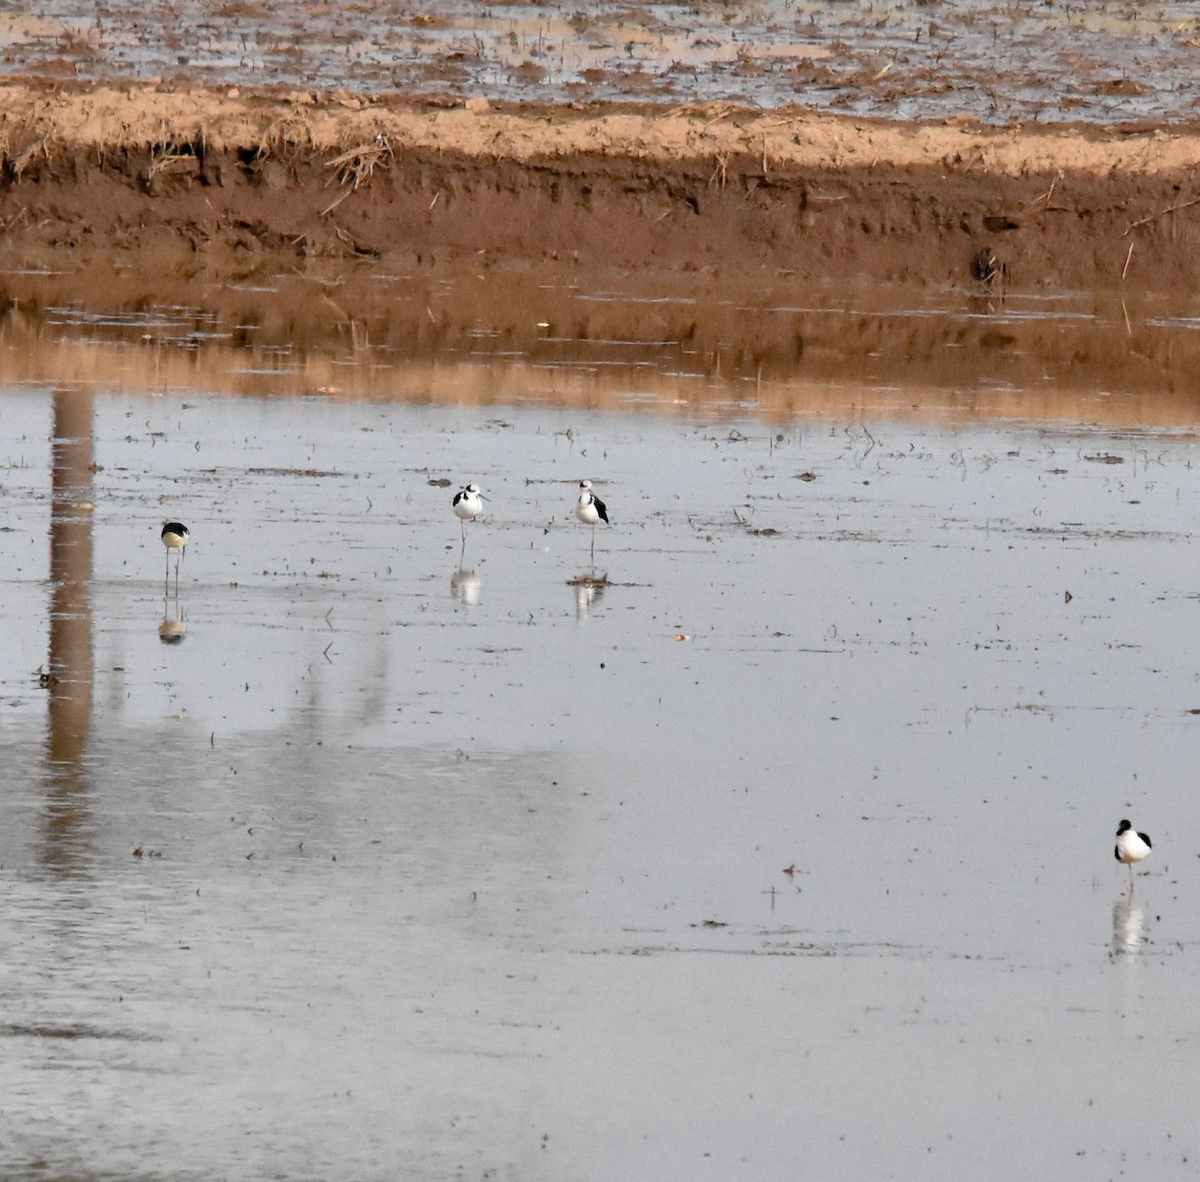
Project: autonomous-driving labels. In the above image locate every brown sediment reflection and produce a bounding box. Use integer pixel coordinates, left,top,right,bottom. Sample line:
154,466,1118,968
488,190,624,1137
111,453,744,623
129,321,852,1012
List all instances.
46,386,95,873
2,262,1200,428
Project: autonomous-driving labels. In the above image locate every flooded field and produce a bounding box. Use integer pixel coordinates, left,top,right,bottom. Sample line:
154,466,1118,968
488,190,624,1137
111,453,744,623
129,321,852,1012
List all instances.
5,0,1200,124
3,269,1200,1180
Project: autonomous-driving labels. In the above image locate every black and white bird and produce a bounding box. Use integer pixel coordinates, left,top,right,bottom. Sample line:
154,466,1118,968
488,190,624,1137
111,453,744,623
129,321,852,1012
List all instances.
452,483,486,555
161,521,189,583
1114,819,1152,892
575,480,609,563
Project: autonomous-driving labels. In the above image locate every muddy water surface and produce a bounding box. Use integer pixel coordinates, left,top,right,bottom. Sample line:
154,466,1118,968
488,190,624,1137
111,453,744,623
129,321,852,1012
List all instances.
3,278,1200,1180
6,0,1199,124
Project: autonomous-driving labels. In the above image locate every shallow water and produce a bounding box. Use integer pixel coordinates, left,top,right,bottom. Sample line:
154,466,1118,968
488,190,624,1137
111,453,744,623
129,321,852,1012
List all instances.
3,277,1200,1180
5,0,1199,125
6,264,1200,426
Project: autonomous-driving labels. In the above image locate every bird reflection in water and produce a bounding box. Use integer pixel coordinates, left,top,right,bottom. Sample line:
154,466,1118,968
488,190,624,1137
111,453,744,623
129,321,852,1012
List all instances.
570,572,608,621
1112,897,1150,956
159,588,187,644
451,567,481,607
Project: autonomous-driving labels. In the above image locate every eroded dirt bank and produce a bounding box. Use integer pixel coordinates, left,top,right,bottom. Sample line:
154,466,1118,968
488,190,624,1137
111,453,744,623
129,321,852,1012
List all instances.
2,82,1200,291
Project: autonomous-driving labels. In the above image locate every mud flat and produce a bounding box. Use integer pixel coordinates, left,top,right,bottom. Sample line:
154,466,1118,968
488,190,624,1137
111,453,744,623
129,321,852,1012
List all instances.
2,79,1200,292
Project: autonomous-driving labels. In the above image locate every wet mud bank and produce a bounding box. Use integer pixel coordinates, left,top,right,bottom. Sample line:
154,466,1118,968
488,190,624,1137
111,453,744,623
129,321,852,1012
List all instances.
3,82,1200,291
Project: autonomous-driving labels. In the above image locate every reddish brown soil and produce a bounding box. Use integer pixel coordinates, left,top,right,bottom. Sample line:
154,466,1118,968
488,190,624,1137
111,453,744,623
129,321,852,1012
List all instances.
2,82,1200,293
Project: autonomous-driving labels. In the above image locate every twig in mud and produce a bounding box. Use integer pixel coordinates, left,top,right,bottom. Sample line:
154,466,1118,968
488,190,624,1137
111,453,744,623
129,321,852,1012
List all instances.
0,205,29,232
710,154,728,188
1121,240,1135,280
668,102,739,121
147,143,195,180
1123,194,1200,236
320,134,393,217
1025,170,1061,210
702,103,738,129
729,508,778,537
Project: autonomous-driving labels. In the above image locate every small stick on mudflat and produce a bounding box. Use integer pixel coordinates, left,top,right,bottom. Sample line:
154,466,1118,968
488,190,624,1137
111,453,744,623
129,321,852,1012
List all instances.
320,135,392,217
1121,240,1135,280
1123,194,1200,236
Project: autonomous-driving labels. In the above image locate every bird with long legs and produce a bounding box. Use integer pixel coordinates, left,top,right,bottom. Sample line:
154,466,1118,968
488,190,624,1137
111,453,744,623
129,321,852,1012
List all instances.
1114,818,1152,894
161,521,189,592
451,483,485,563
575,480,609,565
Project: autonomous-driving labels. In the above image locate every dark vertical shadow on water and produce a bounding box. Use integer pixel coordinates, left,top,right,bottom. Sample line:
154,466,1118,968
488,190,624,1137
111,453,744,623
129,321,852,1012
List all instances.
45,387,95,875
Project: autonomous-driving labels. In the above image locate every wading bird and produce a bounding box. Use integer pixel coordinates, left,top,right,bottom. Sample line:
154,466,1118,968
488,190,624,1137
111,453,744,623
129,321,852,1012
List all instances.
1114,818,1152,893
452,483,485,559
575,480,608,564
161,521,189,586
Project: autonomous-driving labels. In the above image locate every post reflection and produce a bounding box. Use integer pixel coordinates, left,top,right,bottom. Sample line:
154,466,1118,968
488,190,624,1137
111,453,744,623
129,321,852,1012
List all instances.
45,387,96,874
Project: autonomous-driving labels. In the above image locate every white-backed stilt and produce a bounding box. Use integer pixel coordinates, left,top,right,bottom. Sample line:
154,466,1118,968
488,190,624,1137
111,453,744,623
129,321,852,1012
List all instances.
452,483,485,561
162,521,189,588
575,480,609,564
1114,818,1152,893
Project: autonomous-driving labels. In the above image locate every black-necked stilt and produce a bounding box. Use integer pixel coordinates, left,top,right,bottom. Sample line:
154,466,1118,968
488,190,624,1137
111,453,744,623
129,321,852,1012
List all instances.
451,483,485,559
575,480,609,563
162,521,189,586
1114,818,1152,892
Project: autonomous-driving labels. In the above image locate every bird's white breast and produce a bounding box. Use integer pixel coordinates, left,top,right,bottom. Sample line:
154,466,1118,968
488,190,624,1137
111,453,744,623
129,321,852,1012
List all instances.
1116,829,1151,864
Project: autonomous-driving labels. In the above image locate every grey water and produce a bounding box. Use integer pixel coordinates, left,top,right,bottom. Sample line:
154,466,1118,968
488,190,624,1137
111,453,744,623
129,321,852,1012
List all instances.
2,363,1200,1179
